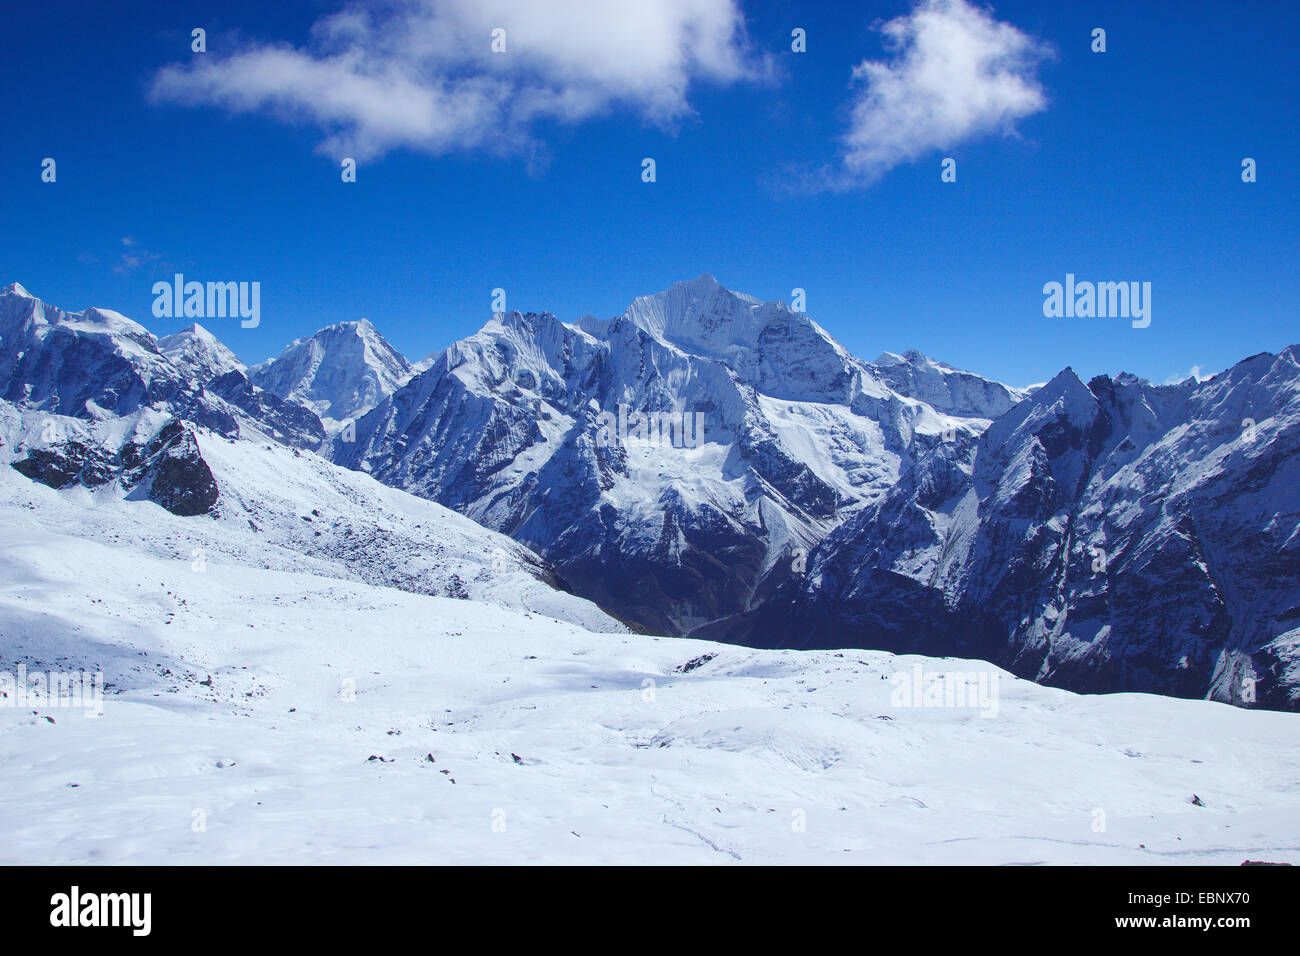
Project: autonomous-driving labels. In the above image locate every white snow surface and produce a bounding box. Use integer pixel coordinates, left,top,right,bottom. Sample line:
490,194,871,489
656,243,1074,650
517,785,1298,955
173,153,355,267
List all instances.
0,403,622,635
1,469,1298,863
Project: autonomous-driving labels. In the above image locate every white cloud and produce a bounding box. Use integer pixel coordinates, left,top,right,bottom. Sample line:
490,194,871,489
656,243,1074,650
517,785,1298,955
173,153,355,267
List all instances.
831,0,1051,188
150,0,766,161
112,238,162,274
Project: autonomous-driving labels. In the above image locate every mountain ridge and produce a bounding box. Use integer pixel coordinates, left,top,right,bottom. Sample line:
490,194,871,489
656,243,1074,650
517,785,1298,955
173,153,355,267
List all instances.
3,278,1295,709
328,279,1050,635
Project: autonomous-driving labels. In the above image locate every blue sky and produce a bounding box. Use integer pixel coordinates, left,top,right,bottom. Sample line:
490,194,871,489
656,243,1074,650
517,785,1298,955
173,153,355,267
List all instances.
1,0,1295,388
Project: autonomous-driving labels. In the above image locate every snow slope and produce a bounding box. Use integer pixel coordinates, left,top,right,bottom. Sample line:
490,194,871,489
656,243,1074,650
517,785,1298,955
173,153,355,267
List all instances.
0,402,623,634
1,508,1297,864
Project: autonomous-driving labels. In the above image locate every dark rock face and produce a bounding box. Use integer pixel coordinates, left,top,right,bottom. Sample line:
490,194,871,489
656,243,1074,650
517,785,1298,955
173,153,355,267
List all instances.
0,323,185,417
203,371,326,448
140,420,220,516
540,494,770,636
10,418,218,517
11,441,112,489
720,350,1300,712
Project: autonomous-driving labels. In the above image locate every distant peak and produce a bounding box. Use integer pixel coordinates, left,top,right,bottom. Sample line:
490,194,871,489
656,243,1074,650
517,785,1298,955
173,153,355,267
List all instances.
641,274,747,305
2,281,33,298
486,309,560,334
875,349,939,368
159,322,213,344
682,273,721,289
663,273,748,301
1114,371,1148,387
1038,366,1094,401
630,275,757,314
319,317,378,338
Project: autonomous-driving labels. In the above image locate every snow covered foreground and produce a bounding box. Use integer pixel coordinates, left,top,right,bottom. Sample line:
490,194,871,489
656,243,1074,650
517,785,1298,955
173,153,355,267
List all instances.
3,513,1298,868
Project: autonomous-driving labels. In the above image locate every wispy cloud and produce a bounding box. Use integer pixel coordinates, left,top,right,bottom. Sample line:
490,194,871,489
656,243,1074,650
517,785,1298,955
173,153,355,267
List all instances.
149,0,768,162
819,0,1051,190
112,237,163,275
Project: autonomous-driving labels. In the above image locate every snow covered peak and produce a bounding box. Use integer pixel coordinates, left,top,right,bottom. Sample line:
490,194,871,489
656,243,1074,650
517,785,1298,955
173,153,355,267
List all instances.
248,317,414,422
984,367,1096,448
78,306,153,336
335,275,1034,633
0,281,153,341
871,347,1029,420
619,274,788,352
159,323,246,383
1038,366,1095,406
312,318,380,340
182,321,216,339
484,309,562,336
0,289,187,419
880,348,945,369
0,286,153,343
605,274,869,405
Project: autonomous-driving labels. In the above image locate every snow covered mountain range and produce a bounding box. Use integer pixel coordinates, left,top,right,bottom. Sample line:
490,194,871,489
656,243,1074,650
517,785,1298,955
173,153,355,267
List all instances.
333,275,1028,637
701,354,1300,712
1,278,1296,712
0,282,620,631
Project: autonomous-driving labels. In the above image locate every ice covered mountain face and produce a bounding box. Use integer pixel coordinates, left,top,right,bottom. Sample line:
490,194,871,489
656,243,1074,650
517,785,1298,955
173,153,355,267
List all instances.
873,349,1040,418
333,275,1026,634
249,319,414,426
714,349,1300,712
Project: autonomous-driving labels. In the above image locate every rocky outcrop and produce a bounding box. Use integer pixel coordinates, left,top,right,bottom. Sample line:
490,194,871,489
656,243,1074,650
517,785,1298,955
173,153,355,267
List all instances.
10,417,218,517
138,420,220,516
